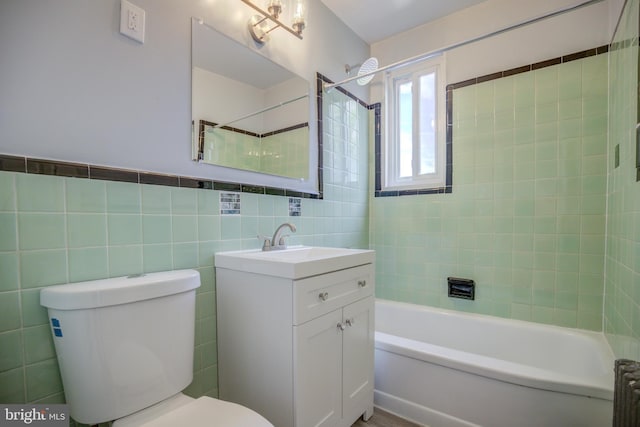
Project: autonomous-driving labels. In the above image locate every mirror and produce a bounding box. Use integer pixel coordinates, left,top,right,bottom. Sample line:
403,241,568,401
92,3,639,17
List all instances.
191,18,317,193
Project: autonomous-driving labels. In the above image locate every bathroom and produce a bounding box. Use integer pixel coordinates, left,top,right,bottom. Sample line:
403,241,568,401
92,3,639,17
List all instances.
0,0,638,425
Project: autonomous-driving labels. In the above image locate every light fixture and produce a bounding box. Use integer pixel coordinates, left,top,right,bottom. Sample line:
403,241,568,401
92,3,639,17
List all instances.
241,0,306,45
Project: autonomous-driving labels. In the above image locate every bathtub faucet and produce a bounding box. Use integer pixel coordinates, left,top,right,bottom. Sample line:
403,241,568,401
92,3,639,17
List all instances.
259,222,296,251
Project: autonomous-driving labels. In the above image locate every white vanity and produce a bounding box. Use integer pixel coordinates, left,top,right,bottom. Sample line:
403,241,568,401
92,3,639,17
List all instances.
215,246,375,427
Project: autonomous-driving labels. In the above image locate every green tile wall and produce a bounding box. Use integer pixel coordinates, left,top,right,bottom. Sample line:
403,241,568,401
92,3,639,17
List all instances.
0,87,369,425
371,54,608,330
202,126,309,180
604,0,640,359
261,127,309,179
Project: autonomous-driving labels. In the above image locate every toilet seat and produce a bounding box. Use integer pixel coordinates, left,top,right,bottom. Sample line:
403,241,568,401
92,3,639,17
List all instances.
114,395,273,427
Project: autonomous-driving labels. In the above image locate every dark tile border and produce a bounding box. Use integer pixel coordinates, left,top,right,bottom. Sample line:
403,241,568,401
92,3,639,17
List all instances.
317,73,370,109
213,181,242,192
317,73,373,200
0,155,27,173
178,177,213,189
447,45,609,91
375,44,609,198
27,158,89,178
261,122,309,137
89,166,139,183
0,154,320,199
196,117,318,198
139,172,179,187
199,119,308,141
4,47,610,200
373,103,382,194
318,72,454,198
316,73,325,200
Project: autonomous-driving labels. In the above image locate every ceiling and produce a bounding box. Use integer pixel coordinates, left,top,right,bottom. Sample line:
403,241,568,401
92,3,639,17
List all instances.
320,0,489,44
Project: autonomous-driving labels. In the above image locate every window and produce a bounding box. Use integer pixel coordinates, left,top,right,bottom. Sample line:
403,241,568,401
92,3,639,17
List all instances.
383,55,446,192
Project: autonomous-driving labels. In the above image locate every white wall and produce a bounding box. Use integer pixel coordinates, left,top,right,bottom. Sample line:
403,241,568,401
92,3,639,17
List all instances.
0,0,368,179
193,67,265,133
369,0,612,102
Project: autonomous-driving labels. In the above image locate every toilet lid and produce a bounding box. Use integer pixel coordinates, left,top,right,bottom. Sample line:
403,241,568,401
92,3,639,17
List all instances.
139,397,273,427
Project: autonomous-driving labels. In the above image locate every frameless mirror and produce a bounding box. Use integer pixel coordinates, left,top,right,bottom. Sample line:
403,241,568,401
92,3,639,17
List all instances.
192,18,317,193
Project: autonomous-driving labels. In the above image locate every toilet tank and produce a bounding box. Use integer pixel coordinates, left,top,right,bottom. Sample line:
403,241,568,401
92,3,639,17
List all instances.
40,270,201,425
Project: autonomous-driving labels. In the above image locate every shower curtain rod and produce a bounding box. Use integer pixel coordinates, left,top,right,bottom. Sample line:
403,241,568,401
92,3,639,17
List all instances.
211,93,309,129
323,0,605,91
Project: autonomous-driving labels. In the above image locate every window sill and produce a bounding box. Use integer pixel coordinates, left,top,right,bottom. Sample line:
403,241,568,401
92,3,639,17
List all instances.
375,186,451,197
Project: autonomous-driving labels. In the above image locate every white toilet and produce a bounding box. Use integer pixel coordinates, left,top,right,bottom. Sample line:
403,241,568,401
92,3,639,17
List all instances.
40,269,273,427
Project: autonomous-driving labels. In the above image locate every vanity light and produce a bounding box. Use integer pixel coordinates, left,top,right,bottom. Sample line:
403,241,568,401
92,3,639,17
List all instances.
241,0,306,44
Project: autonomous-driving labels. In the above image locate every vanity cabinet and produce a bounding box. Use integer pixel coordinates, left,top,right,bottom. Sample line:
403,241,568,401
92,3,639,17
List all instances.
215,260,374,427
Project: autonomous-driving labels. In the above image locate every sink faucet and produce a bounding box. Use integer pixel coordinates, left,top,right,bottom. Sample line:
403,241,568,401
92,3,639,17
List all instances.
261,222,296,251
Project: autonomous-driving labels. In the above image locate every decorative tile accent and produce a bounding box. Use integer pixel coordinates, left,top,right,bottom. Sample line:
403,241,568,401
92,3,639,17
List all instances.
289,197,301,216
220,192,241,215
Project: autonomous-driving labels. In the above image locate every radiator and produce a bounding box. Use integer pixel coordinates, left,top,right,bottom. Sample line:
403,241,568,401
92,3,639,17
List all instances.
613,359,640,427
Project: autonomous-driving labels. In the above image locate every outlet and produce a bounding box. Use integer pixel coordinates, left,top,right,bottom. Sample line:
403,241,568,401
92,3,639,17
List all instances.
120,0,145,43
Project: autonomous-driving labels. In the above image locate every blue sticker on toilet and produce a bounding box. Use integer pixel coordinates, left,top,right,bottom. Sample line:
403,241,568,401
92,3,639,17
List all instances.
51,318,63,337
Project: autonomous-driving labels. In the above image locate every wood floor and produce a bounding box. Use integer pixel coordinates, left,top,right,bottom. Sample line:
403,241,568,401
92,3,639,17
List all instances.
351,408,421,427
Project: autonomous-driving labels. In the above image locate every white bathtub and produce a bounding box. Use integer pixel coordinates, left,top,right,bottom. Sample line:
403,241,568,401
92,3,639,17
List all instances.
374,299,614,427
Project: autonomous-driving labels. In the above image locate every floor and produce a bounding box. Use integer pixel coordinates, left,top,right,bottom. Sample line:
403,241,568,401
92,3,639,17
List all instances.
351,408,421,427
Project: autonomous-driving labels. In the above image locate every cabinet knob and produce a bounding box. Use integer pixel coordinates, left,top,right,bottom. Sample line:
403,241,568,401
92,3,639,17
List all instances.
358,280,367,288
345,318,355,327
337,322,346,331
318,292,329,301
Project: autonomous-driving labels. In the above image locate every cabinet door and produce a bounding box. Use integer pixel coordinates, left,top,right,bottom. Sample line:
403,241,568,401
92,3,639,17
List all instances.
342,296,375,423
294,309,343,427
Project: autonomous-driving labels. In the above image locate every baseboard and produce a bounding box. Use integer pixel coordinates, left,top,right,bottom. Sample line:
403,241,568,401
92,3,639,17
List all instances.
373,390,480,427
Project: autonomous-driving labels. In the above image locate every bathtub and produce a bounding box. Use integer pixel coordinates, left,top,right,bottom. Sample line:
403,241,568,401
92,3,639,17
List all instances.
374,299,614,427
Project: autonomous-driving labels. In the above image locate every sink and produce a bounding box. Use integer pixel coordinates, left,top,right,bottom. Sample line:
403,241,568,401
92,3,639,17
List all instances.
214,246,375,279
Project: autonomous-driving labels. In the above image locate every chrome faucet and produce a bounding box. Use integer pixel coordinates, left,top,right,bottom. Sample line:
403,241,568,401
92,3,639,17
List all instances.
260,222,296,251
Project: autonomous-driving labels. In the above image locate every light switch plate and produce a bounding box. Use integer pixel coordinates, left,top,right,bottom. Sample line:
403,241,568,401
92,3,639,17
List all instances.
120,0,145,43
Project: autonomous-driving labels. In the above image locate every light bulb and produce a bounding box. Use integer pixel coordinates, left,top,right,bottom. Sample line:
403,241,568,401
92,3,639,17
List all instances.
267,0,282,19
292,0,305,34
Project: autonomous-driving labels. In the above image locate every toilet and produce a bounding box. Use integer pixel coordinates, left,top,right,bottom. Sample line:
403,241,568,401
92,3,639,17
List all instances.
40,269,273,427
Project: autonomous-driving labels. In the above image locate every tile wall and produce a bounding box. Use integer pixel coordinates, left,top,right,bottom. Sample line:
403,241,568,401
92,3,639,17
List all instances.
261,127,309,179
202,125,309,180
604,0,640,359
0,86,369,424
371,52,609,330
202,126,261,172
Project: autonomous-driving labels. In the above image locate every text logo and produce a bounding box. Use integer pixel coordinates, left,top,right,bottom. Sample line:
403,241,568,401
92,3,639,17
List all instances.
1,405,68,426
